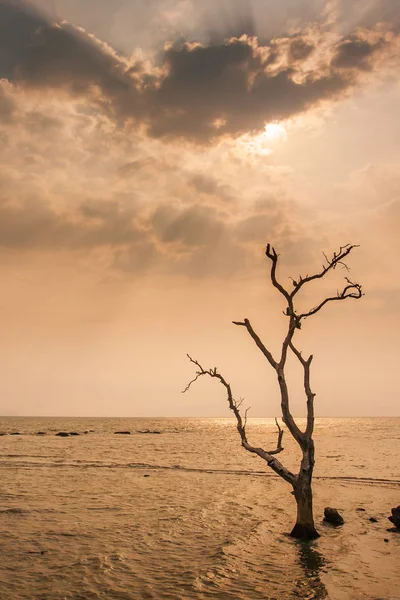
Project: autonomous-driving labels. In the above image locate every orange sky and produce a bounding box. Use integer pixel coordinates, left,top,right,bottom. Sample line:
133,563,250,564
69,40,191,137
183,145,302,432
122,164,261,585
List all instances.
0,0,399,416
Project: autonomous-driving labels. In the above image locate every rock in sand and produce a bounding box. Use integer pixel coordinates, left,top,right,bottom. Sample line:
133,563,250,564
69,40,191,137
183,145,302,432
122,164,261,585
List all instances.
388,506,400,529
323,507,344,526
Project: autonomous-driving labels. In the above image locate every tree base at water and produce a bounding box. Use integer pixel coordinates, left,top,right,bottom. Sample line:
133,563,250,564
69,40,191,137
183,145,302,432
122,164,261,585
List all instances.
290,523,320,541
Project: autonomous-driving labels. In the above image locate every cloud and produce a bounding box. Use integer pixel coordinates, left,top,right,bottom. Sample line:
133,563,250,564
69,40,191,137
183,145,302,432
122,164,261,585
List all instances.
0,193,142,251
152,203,225,247
332,31,391,71
8,19,139,111
188,173,233,202
0,0,399,283
2,1,400,143
0,81,16,122
289,37,315,62
0,79,317,278
0,1,47,80
28,0,327,52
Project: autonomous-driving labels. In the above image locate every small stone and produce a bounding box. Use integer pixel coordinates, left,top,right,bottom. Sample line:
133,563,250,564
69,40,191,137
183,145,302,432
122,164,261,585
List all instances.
114,431,131,435
384,538,389,542
323,507,344,526
55,432,69,437
356,508,366,512
36,432,46,436
144,474,150,477
69,432,80,436
369,517,378,523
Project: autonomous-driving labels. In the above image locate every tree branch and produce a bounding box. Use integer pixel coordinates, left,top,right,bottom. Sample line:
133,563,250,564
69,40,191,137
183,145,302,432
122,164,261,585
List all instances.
182,355,296,485
233,318,277,369
298,278,363,321
289,342,315,439
290,244,359,298
233,316,304,447
266,244,291,302
273,417,284,454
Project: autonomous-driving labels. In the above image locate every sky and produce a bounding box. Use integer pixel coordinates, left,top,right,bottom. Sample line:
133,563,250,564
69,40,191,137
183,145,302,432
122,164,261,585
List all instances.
0,0,399,417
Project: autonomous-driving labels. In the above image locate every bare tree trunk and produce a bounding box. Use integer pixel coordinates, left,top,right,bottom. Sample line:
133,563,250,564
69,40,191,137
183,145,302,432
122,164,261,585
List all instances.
291,448,319,540
292,478,319,540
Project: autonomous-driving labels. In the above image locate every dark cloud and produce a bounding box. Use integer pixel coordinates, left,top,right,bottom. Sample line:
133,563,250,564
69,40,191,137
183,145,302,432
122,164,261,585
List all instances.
188,173,233,202
0,83,16,122
147,40,353,141
289,37,315,62
1,0,399,144
0,195,143,250
13,20,140,111
0,0,47,80
0,192,248,276
332,35,387,71
150,31,396,142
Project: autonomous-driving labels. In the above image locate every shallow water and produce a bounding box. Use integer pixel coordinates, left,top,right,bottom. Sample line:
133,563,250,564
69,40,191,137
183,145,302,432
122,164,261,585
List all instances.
0,417,399,599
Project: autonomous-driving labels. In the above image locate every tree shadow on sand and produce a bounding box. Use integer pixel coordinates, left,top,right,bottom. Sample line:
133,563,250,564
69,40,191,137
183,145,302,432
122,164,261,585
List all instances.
292,542,328,599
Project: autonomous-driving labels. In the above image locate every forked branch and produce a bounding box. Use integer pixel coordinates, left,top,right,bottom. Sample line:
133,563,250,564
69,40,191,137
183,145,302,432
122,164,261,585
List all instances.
298,277,363,320
183,355,295,484
232,244,362,448
289,244,360,298
289,342,315,438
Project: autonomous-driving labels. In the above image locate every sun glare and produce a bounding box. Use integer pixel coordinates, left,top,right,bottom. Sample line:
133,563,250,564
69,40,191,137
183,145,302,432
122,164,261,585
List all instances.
236,121,288,159
264,122,287,142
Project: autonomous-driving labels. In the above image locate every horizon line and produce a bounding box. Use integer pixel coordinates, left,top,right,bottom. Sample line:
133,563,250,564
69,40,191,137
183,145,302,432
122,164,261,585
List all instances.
1,415,399,419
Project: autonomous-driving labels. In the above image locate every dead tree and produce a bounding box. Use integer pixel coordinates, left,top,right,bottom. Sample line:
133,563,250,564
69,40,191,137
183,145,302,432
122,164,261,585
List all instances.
183,243,363,540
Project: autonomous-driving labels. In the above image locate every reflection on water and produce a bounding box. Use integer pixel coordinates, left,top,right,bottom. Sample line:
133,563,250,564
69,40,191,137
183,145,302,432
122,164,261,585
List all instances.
294,542,328,599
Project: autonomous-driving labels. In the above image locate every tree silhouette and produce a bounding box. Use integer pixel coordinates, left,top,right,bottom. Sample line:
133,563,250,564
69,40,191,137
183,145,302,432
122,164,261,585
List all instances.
183,243,363,540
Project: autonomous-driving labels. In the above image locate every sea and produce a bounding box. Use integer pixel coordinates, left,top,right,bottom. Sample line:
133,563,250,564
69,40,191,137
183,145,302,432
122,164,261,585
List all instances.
0,417,399,600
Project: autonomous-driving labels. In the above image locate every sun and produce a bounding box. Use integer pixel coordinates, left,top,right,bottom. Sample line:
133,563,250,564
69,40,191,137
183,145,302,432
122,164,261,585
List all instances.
235,120,288,158
264,122,287,142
